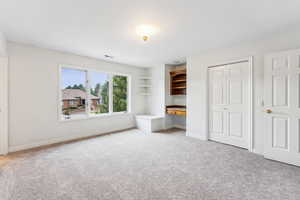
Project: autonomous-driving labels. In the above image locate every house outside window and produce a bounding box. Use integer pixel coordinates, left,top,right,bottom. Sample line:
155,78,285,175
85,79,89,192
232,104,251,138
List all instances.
60,66,129,120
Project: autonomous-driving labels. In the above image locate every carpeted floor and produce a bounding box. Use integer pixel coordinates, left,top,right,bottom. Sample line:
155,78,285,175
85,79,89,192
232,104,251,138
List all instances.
0,129,300,200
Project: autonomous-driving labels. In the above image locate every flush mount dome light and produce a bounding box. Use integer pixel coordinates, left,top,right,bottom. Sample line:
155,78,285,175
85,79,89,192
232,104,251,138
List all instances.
104,54,114,59
136,24,158,42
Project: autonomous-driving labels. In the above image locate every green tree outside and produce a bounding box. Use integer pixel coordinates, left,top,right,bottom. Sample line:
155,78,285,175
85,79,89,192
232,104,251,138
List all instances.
65,84,85,91
65,75,127,114
113,76,127,112
100,81,109,113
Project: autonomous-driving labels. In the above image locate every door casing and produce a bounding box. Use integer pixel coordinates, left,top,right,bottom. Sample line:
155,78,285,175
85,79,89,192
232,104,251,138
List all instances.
0,56,8,155
206,56,253,152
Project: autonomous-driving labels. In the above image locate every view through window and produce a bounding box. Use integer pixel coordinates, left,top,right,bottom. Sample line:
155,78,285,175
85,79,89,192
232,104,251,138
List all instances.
61,68,87,120
89,71,109,115
61,66,128,120
113,75,128,112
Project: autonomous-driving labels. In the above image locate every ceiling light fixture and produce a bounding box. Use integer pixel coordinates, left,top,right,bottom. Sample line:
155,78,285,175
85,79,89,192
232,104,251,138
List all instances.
104,54,114,59
136,24,158,42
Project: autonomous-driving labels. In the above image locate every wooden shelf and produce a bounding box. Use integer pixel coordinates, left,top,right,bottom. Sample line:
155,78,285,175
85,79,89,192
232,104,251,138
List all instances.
172,79,186,83
166,105,186,116
172,86,186,89
170,69,186,95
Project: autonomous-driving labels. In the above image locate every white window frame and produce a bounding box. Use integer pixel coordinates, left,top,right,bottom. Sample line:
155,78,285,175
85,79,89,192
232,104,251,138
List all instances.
58,64,131,121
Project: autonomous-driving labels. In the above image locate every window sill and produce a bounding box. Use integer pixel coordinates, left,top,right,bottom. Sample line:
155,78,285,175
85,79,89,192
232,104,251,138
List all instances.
59,112,131,123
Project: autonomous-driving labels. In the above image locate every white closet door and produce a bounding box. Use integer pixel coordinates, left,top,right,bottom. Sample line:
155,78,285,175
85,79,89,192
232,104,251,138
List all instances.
209,61,250,149
264,49,300,166
209,66,226,137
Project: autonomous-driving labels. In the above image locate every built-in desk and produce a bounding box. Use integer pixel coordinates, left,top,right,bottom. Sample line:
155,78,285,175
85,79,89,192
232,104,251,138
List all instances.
166,105,186,116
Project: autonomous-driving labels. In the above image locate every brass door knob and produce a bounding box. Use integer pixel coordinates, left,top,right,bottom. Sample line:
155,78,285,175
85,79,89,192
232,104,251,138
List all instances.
266,109,272,114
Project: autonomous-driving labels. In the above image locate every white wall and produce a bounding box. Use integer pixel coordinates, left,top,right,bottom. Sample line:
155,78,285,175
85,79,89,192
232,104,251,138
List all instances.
149,64,165,117
187,27,300,154
8,42,148,152
164,65,173,128
0,32,8,155
0,32,7,56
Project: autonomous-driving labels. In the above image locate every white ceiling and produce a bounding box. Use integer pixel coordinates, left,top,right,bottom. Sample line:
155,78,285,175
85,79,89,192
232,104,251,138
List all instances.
1,0,300,67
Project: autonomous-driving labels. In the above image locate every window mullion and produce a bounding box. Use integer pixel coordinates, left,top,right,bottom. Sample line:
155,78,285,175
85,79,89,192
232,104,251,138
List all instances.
127,75,130,113
86,70,91,117
109,74,113,114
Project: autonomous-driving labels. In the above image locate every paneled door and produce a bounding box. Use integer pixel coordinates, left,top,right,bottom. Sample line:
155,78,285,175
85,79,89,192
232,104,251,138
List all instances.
0,56,8,155
264,49,300,166
209,61,250,149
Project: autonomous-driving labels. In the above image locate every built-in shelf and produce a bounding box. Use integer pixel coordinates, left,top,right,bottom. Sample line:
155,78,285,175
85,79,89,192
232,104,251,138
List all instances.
173,86,186,89
166,105,186,116
139,77,152,80
172,79,186,83
139,85,151,88
139,76,151,96
170,69,186,95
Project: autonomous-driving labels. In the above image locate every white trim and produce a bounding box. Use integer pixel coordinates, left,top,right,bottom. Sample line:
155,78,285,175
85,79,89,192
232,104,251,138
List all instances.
162,123,186,131
59,64,131,77
164,123,174,130
252,148,263,155
0,56,8,155
8,125,135,153
186,132,207,140
248,56,254,152
58,112,132,123
86,70,91,114
108,74,113,114
58,64,131,122
127,75,132,113
207,58,251,68
206,56,254,152
173,124,186,130
58,64,63,121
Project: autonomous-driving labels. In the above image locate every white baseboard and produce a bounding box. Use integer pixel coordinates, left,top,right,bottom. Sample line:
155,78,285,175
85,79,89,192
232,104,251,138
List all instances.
164,124,174,130
252,148,263,155
9,126,135,153
173,124,186,130
163,122,186,130
186,132,208,140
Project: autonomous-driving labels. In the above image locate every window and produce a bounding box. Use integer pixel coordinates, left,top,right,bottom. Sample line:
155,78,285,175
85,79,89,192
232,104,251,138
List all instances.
61,68,87,120
60,66,129,120
69,100,76,106
89,71,109,115
113,75,128,112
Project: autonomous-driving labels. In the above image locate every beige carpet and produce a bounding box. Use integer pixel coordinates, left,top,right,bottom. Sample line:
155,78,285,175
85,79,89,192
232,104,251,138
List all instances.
0,129,300,200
